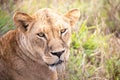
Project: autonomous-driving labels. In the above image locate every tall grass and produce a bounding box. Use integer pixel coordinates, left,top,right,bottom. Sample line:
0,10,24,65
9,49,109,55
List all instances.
0,0,120,80
0,10,14,35
66,21,120,80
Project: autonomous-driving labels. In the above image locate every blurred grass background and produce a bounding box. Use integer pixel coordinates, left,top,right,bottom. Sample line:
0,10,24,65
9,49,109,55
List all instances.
0,0,120,80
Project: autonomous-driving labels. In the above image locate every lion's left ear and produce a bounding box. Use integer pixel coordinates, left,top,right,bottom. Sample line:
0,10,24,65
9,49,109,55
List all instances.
13,12,33,32
65,9,80,27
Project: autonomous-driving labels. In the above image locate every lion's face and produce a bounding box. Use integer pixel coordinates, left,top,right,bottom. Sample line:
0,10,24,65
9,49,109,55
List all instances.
14,8,79,71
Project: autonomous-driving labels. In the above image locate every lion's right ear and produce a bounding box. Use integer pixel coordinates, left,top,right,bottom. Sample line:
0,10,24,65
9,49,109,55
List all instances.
13,12,33,32
65,9,80,28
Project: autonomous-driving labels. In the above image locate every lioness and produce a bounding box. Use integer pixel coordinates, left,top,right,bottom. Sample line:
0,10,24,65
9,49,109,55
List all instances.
0,8,79,80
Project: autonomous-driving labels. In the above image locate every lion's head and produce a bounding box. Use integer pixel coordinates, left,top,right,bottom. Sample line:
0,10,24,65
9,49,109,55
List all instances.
13,8,79,72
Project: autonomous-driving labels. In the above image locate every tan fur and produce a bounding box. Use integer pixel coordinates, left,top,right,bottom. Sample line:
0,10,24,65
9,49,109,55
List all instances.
0,8,79,80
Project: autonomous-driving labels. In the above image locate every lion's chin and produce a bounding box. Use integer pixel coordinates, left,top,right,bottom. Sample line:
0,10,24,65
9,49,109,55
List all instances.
48,61,65,73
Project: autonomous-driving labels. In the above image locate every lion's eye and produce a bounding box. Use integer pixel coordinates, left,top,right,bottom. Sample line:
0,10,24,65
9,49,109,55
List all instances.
37,32,45,38
60,28,67,34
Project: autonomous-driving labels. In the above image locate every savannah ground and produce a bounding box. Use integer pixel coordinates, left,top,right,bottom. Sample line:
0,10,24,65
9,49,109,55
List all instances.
0,0,120,80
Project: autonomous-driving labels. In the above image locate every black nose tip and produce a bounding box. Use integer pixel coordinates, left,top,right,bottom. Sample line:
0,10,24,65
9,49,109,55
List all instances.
51,50,65,58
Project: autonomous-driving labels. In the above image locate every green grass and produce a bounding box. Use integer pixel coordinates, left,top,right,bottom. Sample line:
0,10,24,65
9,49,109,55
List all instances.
66,20,120,80
0,10,14,35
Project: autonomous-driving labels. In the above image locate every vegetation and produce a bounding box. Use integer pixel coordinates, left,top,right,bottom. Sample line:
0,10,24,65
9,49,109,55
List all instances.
0,0,120,80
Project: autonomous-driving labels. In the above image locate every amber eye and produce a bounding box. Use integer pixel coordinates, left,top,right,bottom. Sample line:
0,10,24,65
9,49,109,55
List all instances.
60,28,67,34
37,32,45,38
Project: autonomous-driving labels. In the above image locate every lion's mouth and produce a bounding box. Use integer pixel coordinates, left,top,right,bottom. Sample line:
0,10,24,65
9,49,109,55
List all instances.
47,60,64,67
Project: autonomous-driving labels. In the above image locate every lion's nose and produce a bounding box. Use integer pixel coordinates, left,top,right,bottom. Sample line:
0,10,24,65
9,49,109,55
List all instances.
51,50,65,58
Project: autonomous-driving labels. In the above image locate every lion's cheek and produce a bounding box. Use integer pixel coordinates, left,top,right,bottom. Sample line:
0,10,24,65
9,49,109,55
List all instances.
62,33,71,44
60,50,70,61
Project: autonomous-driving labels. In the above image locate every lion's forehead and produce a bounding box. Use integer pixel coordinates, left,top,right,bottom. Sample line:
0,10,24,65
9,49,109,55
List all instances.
31,14,70,32
34,19,69,29
32,8,70,29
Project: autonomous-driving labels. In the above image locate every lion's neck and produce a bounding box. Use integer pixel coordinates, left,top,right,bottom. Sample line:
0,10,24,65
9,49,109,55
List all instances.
0,30,43,64
0,30,18,56
0,30,58,80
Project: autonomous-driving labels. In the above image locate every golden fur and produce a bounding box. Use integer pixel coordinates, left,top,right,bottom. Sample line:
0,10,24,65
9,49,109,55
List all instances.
0,8,80,80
